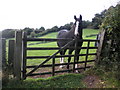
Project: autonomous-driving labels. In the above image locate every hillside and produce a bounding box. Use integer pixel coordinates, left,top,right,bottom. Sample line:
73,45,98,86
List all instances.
39,29,99,39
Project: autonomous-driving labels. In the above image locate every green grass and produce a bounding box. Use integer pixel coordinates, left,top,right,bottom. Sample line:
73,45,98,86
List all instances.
3,74,86,88
83,29,99,39
40,32,58,38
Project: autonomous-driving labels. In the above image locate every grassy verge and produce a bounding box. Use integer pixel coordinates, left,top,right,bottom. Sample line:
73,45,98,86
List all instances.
3,73,86,88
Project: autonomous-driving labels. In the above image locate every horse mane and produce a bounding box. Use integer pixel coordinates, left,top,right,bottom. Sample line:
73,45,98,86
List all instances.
71,24,76,31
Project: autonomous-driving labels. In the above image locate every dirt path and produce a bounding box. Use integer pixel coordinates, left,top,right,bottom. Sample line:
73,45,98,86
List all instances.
83,75,106,88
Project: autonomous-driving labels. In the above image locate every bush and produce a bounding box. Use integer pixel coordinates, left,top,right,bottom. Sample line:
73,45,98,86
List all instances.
99,3,120,80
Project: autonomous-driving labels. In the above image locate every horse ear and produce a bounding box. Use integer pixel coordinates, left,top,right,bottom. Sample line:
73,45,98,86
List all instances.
80,15,82,20
74,15,77,21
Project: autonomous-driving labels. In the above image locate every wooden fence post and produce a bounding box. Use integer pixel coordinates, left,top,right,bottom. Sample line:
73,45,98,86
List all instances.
96,29,106,65
22,32,27,80
2,38,6,67
14,31,22,80
8,40,15,66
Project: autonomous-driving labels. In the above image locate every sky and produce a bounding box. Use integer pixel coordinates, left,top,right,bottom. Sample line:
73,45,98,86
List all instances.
0,0,119,31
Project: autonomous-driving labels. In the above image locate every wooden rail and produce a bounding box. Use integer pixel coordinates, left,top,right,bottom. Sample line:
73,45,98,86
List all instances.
25,38,99,42
27,66,92,76
26,53,97,59
27,47,98,50
26,60,95,68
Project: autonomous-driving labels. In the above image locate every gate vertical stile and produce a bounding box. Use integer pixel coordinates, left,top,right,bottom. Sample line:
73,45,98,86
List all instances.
84,41,90,70
52,57,55,76
22,32,27,80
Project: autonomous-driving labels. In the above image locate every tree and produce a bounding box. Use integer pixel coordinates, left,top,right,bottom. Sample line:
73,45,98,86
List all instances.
39,26,45,32
59,22,73,30
82,20,92,28
30,31,36,38
51,26,59,32
92,10,107,29
23,27,34,35
2,29,16,38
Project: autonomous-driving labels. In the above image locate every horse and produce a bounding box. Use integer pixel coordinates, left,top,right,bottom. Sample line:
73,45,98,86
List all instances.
57,15,83,72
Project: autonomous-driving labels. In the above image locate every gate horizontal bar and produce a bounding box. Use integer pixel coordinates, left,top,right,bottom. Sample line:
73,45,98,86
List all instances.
26,60,95,68
27,47,98,50
25,38,99,42
26,53,97,59
26,38,73,41
27,66,92,76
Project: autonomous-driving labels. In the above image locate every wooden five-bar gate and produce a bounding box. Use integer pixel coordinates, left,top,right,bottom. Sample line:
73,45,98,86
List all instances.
10,30,105,80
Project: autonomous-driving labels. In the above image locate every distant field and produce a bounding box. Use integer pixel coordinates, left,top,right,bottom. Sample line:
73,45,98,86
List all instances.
27,29,99,66
39,29,99,39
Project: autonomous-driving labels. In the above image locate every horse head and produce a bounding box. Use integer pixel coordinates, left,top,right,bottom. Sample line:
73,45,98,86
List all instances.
74,15,83,36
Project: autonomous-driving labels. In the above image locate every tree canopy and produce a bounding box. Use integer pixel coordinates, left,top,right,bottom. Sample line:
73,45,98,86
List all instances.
92,10,107,29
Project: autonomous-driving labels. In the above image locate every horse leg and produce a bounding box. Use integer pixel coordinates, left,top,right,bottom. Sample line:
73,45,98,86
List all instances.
67,49,74,70
75,49,81,73
59,49,67,68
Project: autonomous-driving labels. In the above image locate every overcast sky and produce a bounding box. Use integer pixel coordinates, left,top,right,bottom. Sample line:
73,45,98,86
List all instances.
0,0,119,31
